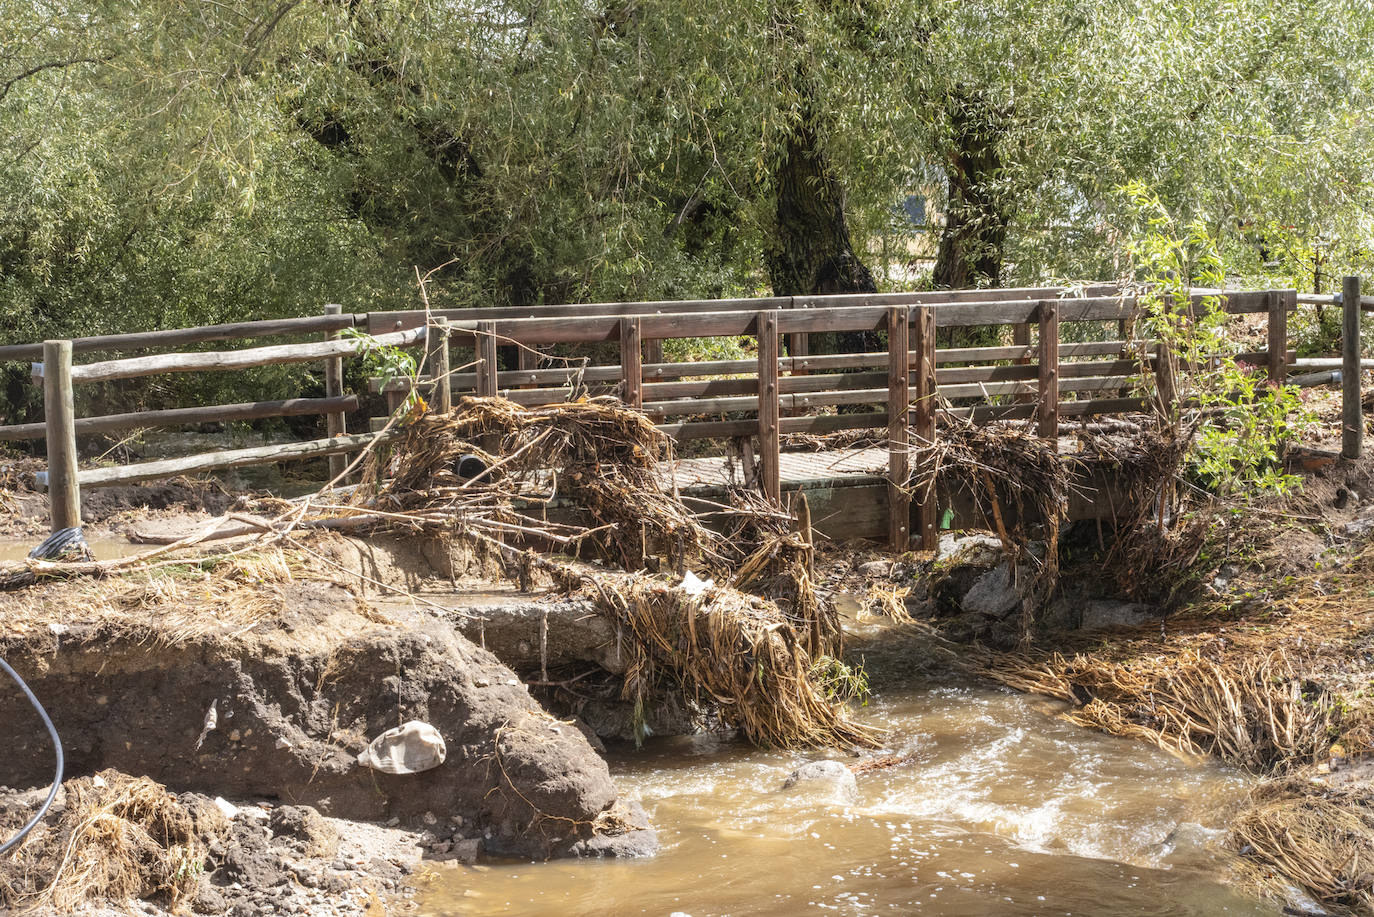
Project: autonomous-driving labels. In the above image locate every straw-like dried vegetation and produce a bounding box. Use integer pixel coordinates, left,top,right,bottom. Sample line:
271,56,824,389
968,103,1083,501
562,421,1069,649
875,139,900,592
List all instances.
1231,776,1374,915
0,771,216,913
557,567,873,748
0,548,301,644
912,419,1070,642
353,396,717,569
984,648,1334,773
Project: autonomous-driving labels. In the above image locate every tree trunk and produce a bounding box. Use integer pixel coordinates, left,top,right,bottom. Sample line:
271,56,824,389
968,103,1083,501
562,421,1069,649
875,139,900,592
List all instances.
933,92,1008,291
767,122,877,354
767,124,877,298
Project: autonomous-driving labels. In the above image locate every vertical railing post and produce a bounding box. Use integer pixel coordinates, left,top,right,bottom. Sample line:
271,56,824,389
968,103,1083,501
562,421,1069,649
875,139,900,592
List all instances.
323,304,348,482
43,340,80,532
426,317,452,414
887,307,911,552
1154,341,1177,416
1343,276,1363,459
644,337,664,368
517,341,538,389
1266,290,1289,385
1012,321,1034,403
757,310,781,504
912,305,938,553
477,321,499,398
620,316,643,409
1037,300,1059,439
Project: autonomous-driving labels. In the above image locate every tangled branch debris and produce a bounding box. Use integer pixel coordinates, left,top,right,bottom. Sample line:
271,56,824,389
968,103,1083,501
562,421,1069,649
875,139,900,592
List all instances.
354,397,717,569
911,419,1070,641
983,648,1333,774
556,566,874,748
0,771,215,913
1231,777,1374,915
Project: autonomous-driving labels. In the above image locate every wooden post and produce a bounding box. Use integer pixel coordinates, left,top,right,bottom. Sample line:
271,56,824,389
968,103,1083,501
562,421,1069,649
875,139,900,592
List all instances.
477,321,499,398
1037,300,1059,440
323,304,348,481
757,310,781,504
644,338,664,367
1012,321,1034,403
620,316,643,409
912,306,938,553
787,332,809,375
1154,341,1177,416
887,307,910,552
1343,276,1363,459
1267,290,1289,385
517,342,539,389
43,340,80,532
427,317,452,414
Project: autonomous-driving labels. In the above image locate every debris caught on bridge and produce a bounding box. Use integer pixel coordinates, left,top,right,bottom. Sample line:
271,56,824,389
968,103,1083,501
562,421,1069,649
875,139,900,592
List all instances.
353,396,718,570
911,418,1069,643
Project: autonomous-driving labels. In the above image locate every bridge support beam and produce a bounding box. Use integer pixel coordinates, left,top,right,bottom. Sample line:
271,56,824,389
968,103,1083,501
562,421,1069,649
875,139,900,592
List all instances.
887,308,910,551
912,306,938,553
757,311,781,503
1037,300,1059,439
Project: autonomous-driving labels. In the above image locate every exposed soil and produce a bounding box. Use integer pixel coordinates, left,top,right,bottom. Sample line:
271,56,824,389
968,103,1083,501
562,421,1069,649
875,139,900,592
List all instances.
0,549,654,915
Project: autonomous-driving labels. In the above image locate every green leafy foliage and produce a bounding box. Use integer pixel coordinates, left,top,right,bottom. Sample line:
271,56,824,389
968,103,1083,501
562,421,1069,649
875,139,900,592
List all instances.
1126,186,1312,496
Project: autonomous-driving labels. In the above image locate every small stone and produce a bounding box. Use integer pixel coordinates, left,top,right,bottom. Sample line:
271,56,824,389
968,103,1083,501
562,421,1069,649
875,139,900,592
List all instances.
858,560,891,577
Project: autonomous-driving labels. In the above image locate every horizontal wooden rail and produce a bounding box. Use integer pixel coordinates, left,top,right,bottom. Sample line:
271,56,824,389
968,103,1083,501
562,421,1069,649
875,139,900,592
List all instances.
376,341,1171,398
40,431,396,489
42,327,425,385
422,291,1274,347
365,285,1126,333
0,313,362,362
0,395,358,442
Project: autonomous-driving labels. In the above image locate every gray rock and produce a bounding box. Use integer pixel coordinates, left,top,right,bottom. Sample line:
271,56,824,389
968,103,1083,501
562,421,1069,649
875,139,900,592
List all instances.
858,560,892,578
1080,600,1152,630
961,563,1024,617
781,760,858,803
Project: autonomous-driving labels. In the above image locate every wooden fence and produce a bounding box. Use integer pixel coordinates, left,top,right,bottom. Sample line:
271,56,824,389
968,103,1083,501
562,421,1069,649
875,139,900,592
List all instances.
6,279,1369,546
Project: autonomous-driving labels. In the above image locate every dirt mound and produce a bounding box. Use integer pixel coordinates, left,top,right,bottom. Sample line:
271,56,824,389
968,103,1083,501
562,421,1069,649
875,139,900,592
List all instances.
0,559,648,860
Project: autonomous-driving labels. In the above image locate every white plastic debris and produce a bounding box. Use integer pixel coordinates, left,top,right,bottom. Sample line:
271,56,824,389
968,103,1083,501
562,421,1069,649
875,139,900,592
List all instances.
195,699,219,750
92,774,107,789
357,721,447,775
47,622,69,636
679,570,714,597
213,797,239,820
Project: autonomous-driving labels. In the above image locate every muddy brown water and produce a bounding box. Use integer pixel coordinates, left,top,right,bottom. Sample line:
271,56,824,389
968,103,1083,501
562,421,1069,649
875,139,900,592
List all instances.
0,537,145,562
421,680,1277,917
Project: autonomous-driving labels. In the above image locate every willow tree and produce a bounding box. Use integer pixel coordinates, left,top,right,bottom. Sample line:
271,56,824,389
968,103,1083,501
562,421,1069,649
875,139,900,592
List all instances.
1,0,1371,347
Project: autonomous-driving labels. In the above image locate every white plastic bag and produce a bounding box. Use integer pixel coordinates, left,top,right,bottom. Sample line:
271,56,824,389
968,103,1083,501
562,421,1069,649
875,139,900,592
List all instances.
357,721,447,774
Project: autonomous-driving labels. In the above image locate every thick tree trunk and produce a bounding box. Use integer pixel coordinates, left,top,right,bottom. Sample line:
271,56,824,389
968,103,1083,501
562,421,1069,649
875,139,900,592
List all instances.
933,93,1008,291
766,122,877,354
767,124,877,298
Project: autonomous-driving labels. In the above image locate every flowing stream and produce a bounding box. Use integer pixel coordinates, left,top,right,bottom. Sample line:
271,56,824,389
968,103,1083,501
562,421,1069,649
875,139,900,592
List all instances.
420,677,1276,917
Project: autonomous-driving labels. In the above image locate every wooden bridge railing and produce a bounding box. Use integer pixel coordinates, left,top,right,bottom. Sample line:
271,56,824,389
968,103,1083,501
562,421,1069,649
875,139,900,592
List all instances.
9,279,1370,544
371,286,1312,550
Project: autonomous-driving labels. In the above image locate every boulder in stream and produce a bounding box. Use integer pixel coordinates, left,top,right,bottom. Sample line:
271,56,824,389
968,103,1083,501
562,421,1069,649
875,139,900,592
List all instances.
781,760,859,803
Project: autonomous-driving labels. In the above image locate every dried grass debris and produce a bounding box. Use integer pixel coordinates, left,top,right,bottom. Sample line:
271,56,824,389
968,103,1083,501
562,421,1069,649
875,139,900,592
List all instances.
0,771,215,913
563,566,874,749
1231,776,1374,915
983,648,1333,774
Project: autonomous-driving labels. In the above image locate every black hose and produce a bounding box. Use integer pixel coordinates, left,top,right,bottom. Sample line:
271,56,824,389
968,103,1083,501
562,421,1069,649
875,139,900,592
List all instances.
0,656,63,855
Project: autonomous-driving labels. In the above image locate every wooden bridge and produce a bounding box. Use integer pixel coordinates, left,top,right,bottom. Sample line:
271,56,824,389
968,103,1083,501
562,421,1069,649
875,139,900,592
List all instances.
6,279,1370,551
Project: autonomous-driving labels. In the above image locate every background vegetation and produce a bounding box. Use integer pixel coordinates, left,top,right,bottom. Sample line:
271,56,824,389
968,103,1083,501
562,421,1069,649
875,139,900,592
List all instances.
2,0,1372,420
